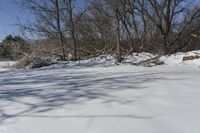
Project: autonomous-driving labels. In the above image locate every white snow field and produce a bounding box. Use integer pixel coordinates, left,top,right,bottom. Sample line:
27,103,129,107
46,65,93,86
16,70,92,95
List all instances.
0,52,200,133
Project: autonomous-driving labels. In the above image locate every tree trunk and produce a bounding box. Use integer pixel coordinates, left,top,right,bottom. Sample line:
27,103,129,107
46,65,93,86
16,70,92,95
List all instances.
55,0,66,61
115,8,121,62
68,0,77,60
163,35,169,54
141,0,147,52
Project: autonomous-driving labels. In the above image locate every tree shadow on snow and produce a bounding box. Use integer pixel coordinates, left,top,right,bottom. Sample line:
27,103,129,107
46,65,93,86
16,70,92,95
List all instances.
0,68,180,124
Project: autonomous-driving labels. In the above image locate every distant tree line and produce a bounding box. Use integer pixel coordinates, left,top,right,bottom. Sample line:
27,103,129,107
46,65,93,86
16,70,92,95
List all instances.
1,0,200,63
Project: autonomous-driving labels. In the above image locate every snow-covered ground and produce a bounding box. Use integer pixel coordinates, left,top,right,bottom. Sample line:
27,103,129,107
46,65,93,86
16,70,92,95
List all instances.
0,51,200,133
0,61,16,72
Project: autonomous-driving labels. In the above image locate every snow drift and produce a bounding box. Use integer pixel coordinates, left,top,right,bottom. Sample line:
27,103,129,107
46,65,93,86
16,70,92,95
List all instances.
1,50,200,71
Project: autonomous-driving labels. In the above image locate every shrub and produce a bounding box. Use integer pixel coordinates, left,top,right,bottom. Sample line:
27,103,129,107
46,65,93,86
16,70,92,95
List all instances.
12,56,31,69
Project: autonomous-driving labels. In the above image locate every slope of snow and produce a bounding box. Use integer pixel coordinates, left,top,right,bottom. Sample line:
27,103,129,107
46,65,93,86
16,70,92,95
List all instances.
0,64,200,133
0,61,16,72
124,50,200,67
124,52,157,63
160,50,200,66
1,50,200,71
49,50,200,68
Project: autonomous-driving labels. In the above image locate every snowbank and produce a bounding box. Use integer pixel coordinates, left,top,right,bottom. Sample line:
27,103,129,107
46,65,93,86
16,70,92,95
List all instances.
161,50,200,66
72,50,200,68
1,50,200,71
0,61,16,71
46,50,200,69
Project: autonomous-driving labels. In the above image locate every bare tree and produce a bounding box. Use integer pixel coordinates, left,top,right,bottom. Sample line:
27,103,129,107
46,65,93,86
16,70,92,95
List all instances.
64,0,78,60
115,7,122,62
19,0,67,60
133,0,200,54
55,0,66,60
17,0,200,62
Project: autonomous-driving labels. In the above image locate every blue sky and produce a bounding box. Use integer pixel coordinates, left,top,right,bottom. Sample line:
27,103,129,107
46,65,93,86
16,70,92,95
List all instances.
0,0,85,42
1,0,198,42
0,0,32,42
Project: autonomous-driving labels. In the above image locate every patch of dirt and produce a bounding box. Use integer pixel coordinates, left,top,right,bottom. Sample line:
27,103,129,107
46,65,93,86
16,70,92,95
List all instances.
183,55,200,61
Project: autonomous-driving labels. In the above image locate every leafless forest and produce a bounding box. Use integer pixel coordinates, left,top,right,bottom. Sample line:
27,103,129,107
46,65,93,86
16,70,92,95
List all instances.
0,0,200,66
